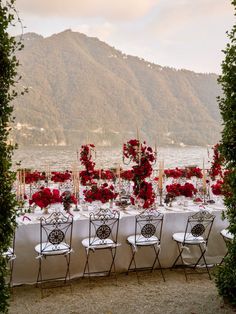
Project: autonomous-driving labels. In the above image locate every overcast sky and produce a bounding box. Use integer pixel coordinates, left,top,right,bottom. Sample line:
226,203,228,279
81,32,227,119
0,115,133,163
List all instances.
14,0,235,74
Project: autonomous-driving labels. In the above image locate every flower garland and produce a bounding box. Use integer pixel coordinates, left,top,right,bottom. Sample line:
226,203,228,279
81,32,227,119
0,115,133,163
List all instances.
123,139,156,209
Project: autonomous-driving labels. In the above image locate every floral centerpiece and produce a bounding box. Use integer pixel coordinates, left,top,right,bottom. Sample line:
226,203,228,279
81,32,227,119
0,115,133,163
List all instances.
25,171,46,184
123,139,156,209
51,170,71,183
83,183,118,204
29,187,61,213
164,167,202,179
165,182,197,206
61,190,77,212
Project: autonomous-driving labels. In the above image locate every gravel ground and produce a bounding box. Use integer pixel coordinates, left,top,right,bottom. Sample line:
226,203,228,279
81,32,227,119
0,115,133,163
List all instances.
9,269,235,314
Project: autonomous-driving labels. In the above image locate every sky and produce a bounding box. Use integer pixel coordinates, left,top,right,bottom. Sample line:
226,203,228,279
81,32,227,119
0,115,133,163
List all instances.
14,0,235,74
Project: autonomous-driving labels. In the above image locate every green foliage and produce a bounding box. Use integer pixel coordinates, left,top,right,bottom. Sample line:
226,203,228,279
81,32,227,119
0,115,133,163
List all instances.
0,1,24,312
215,0,236,306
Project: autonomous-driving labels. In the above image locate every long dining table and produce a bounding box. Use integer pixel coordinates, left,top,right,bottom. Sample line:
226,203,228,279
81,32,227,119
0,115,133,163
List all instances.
13,202,228,285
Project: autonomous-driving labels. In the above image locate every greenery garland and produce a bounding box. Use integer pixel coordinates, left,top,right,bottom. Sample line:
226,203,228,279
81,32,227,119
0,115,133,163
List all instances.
0,1,24,312
215,0,236,305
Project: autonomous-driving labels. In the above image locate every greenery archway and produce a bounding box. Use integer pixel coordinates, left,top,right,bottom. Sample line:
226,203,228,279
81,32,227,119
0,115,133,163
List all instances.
215,0,236,306
0,0,24,312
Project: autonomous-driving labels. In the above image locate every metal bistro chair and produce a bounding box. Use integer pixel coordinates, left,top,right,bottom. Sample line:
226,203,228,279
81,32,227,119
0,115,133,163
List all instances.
172,210,215,280
3,233,16,288
127,208,165,282
35,211,73,291
220,228,234,265
82,207,120,279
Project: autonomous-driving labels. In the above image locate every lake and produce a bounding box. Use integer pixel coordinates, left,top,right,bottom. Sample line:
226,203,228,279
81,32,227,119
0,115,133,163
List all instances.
12,145,212,170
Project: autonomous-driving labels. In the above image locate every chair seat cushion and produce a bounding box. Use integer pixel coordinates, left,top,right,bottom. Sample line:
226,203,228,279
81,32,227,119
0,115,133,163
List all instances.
221,229,234,240
127,234,159,246
82,237,115,249
172,232,204,244
35,242,70,255
3,247,15,259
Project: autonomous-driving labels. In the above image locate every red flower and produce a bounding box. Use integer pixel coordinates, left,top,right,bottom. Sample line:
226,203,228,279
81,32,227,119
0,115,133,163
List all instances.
51,170,71,183
211,180,223,195
25,171,46,184
83,183,118,203
121,170,134,181
29,187,62,208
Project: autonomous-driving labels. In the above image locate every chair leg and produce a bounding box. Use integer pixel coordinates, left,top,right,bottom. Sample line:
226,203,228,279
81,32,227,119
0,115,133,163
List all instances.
172,242,187,281
219,252,228,266
151,246,158,272
172,242,184,268
199,245,211,280
127,245,140,282
83,249,90,278
64,253,71,283
9,259,15,288
36,257,42,287
153,246,165,282
108,247,117,276
127,245,136,273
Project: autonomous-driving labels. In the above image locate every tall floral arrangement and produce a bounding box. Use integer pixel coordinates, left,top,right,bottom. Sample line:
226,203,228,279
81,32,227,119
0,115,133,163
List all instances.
80,144,96,185
123,139,156,209
209,144,224,180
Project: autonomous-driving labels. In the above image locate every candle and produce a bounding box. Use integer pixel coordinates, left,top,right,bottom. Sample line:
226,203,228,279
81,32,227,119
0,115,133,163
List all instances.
138,141,141,165
136,127,140,141
202,159,207,192
117,164,121,191
23,169,25,197
158,161,164,190
77,169,80,200
16,171,19,198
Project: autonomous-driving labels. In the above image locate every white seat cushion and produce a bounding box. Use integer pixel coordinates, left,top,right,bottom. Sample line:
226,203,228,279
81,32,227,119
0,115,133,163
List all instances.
173,232,204,244
3,247,15,259
82,237,115,249
127,234,159,246
35,242,70,255
221,229,234,240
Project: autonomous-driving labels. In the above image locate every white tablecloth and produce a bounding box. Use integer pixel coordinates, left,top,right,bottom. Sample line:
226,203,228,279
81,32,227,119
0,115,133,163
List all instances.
13,204,228,285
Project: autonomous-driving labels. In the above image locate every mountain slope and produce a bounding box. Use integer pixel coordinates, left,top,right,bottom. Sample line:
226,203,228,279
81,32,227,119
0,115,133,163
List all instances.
12,30,222,146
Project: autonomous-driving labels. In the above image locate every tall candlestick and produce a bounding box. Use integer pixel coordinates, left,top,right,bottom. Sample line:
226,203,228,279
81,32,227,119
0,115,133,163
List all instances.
138,141,141,165
154,141,157,155
202,158,207,192
158,161,164,190
23,169,25,197
136,127,140,141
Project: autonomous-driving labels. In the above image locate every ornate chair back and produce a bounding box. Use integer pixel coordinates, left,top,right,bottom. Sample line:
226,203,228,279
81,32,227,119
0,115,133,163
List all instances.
183,210,215,245
134,208,164,245
88,208,120,247
39,211,73,254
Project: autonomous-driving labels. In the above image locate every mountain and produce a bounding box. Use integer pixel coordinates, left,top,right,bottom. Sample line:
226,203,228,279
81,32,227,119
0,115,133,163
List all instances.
11,29,222,147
